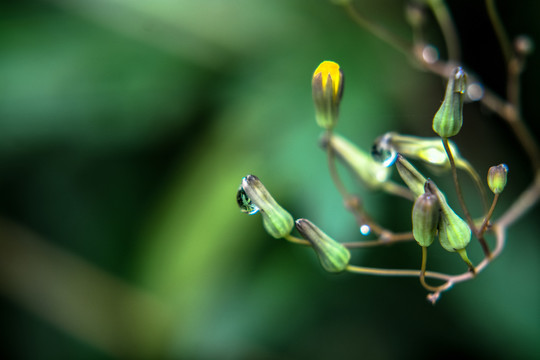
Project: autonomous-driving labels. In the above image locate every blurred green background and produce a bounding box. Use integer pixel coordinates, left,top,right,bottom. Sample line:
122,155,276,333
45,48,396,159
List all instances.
0,0,539,359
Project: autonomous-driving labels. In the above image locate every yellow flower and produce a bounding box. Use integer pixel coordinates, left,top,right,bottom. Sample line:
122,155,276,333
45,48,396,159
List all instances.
312,61,344,130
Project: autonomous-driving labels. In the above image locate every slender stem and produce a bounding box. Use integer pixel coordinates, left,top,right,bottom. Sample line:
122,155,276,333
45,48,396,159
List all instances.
344,231,414,248
341,2,413,60
346,264,450,282
441,138,475,228
326,131,350,200
456,158,490,213
284,234,310,246
479,193,499,235
485,0,512,65
380,181,415,201
427,0,461,61
419,246,442,292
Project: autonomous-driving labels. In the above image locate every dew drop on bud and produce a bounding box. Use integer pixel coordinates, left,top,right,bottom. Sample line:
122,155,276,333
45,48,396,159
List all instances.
236,187,260,215
371,133,397,167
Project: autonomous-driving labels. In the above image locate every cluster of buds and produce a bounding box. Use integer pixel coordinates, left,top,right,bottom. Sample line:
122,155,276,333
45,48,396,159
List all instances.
236,60,510,300
237,175,351,272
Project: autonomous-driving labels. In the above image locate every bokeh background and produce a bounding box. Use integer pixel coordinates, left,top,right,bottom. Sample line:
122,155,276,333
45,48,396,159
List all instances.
1,0,539,359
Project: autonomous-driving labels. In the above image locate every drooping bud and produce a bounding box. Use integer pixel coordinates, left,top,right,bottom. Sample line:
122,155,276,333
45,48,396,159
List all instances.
321,133,391,189
426,180,471,253
432,67,467,138
487,164,508,194
238,175,294,239
295,218,350,273
412,183,440,247
312,61,344,130
395,155,427,198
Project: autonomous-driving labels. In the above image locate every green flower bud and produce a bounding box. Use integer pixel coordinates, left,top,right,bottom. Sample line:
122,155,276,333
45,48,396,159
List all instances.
239,175,294,239
312,61,344,130
395,155,428,198
321,133,391,189
432,67,467,138
295,218,351,273
426,180,471,252
388,133,460,169
412,185,440,247
487,164,508,194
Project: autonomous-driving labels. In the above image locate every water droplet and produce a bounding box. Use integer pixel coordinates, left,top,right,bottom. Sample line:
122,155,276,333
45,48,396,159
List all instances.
360,224,371,236
236,187,259,215
422,45,439,64
466,83,484,101
371,133,397,167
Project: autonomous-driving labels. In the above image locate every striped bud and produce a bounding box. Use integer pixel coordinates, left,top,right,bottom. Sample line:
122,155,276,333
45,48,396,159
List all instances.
426,180,471,253
395,155,428,198
312,61,344,130
433,67,467,138
239,175,294,239
487,164,508,194
412,184,440,247
295,218,350,273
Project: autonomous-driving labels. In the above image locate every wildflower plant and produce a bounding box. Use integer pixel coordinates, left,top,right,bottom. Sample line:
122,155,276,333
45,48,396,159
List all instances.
236,0,539,304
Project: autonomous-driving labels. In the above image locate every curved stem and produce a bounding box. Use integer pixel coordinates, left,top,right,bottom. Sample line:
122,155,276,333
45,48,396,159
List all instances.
479,193,499,235
341,2,413,60
441,138,475,229
326,130,350,200
284,234,309,246
344,231,414,248
456,158,490,213
427,0,461,61
443,138,492,257
419,246,443,292
346,264,450,281
485,0,512,65
380,181,415,201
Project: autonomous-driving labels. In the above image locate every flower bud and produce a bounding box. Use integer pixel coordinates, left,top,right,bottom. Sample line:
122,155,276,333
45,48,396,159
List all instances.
487,164,508,194
395,155,427,198
312,61,344,130
432,67,467,138
426,180,471,253
321,133,391,189
239,175,294,239
412,185,440,247
388,133,460,169
295,218,350,273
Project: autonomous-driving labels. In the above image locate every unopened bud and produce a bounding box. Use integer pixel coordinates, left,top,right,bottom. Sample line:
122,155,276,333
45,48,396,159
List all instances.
312,61,344,130
238,175,294,239
412,184,440,247
321,133,391,189
395,155,428,198
427,180,471,253
433,67,467,138
295,218,351,273
487,164,508,194
388,133,460,169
